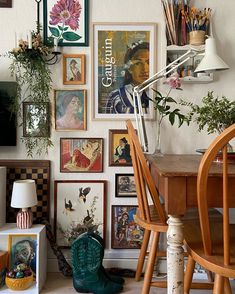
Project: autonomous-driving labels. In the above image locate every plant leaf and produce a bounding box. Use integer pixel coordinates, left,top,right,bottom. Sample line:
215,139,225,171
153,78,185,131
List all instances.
62,32,82,41
49,27,60,37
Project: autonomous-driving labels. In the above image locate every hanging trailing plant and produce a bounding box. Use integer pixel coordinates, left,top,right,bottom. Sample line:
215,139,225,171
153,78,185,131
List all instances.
8,31,54,157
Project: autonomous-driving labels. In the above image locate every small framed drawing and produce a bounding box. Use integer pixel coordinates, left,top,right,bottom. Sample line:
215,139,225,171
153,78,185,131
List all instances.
43,0,89,47
54,89,87,131
111,205,144,249
54,180,106,248
109,129,132,166
0,0,12,7
60,138,103,172
92,22,156,120
63,54,85,85
8,234,37,274
115,174,136,197
23,102,50,137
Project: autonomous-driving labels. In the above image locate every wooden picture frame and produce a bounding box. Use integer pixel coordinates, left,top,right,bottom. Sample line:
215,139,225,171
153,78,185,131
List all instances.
43,0,89,47
23,102,50,137
63,54,85,85
115,173,136,197
60,138,103,172
111,205,144,249
0,0,12,7
54,180,106,248
109,129,132,166
92,22,156,120
54,89,87,131
8,234,37,273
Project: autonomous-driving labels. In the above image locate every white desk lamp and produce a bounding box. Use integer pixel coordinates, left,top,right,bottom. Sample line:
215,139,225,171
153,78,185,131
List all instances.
133,37,229,152
11,179,38,229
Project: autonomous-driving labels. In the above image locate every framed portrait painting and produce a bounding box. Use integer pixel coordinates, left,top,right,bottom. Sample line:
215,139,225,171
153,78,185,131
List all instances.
54,180,106,248
43,0,89,47
111,205,144,249
115,173,136,197
109,129,132,166
92,23,156,120
23,102,50,137
8,234,37,274
60,138,103,172
0,0,12,7
63,54,85,85
54,89,86,131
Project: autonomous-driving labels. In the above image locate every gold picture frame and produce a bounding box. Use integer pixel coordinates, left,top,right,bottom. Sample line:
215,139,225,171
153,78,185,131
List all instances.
63,54,85,85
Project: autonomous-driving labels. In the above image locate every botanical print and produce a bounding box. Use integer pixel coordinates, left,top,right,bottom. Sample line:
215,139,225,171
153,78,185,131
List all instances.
55,181,106,248
93,23,156,119
60,138,103,172
8,235,37,274
55,90,86,130
109,130,132,166
115,174,136,197
43,0,88,46
111,205,144,249
63,54,85,85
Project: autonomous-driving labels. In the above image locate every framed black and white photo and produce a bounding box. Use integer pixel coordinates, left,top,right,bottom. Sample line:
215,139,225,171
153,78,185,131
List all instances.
115,174,136,197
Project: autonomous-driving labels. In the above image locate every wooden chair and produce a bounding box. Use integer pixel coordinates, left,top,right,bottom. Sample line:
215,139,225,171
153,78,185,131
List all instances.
184,123,235,294
126,119,168,294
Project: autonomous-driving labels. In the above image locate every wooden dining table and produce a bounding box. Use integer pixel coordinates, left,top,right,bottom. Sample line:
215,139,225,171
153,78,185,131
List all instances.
146,154,235,294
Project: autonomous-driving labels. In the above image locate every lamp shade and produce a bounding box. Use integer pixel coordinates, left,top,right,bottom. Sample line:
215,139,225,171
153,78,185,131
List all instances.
11,180,38,208
194,37,229,73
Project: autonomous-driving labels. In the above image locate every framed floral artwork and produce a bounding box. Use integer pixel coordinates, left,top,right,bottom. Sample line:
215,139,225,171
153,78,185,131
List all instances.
23,102,50,137
109,129,132,166
63,54,85,85
54,180,106,248
115,173,136,197
0,0,12,7
60,138,103,172
43,0,89,47
8,234,37,274
92,23,156,120
111,205,144,249
54,89,87,131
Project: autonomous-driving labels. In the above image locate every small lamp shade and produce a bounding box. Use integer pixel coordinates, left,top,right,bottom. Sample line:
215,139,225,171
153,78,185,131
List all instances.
194,37,229,73
11,180,38,229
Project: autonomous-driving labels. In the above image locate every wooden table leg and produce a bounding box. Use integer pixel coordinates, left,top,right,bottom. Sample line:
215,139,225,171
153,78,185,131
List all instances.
167,215,184,294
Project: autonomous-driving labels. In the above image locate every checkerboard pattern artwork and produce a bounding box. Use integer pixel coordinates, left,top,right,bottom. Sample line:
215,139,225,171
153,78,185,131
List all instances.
0,160,50,223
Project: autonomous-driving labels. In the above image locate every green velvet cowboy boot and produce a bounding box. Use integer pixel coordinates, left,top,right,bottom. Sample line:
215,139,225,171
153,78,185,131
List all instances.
71,233,123,294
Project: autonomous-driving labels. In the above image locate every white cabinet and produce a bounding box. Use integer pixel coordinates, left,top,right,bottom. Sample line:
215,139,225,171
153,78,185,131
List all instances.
0,224,47,294
167,45,213,83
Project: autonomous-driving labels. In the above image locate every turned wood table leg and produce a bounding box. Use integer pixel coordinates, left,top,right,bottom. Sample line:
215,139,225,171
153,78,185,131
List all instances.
167,215,184,294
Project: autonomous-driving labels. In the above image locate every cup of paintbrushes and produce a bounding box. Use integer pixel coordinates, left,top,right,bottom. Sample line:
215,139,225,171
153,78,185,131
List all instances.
189,30,205,45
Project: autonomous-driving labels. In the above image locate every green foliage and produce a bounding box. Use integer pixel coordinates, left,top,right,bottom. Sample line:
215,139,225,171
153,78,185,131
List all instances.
153,89,189,127
182,91,235,134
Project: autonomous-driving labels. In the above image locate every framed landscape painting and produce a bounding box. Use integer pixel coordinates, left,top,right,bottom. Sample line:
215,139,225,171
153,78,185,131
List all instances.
54,89,87,131
60,138,103,172
92,23,156,120
54,180,106,248
115,173,136,197
111,205,144,249
63,54,85,85
43,0,89,46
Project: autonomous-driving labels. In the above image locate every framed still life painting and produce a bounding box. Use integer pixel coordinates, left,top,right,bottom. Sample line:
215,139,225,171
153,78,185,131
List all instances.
92,23,156,120
115,173,136,197
43,0,89,46
60,137,103,172
8,234,37,274
109,129,132,166
111,205,144,249
54,89,87,131
63,54,85,85
54,180,106,248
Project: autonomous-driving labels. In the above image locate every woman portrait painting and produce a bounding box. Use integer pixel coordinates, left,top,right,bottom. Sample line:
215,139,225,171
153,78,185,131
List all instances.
55,90,86,131
63,54,85,85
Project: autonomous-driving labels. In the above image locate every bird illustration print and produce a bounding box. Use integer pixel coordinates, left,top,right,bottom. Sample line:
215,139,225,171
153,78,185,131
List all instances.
79,187,91,203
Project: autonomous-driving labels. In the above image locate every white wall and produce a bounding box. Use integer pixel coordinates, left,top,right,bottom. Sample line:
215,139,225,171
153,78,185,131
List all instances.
0,0,235,269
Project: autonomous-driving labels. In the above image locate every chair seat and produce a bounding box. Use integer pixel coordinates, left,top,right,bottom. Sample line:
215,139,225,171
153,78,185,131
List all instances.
134,206,168,233
184,221,235,279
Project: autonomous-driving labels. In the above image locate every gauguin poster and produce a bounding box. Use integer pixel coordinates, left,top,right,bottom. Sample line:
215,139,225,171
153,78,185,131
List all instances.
93,24,156,119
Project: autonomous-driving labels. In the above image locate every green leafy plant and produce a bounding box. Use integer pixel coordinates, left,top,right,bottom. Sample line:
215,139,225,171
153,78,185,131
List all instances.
182,91,235,134
8,31,53,157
